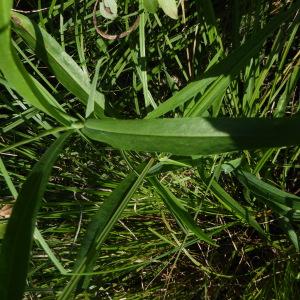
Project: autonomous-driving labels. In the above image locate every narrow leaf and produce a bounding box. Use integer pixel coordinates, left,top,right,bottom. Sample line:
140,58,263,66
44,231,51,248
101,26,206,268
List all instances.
0,132,72,300
58,159,154,300
236,170,300,211
86,60,102,118
11,12,105,116
83,117,300,156
149,177,215,245
209,179,265,236
147,2,300,118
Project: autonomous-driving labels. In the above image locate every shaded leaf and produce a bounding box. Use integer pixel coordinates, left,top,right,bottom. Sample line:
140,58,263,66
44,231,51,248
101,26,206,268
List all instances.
147,2,300,118
58,160,154,300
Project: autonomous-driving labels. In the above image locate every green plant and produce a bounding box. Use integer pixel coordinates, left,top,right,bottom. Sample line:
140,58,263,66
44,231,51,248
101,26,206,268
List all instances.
0,0,299,299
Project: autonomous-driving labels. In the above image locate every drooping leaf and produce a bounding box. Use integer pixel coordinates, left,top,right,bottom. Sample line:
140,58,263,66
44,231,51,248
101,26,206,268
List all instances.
236,170,300,211
0,132,72,300
82,117,300,156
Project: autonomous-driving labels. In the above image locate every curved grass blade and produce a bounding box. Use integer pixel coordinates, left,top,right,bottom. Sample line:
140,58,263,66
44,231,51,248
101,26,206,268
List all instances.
58,159,154,300
11,12,105,116
236,170,300,211
0,156,68,275
0,131,72,300
149,177,216,245
83,117,300,156
146,2,300,119
0,1,75,126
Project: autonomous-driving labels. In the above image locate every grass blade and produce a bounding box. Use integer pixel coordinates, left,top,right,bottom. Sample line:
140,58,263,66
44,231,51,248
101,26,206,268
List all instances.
58,159,154,300
146,2,300,118
149,177,216,245
0,132,72,300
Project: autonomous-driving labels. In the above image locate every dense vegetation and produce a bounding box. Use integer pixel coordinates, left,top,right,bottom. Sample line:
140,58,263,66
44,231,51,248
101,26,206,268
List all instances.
0,0,299,299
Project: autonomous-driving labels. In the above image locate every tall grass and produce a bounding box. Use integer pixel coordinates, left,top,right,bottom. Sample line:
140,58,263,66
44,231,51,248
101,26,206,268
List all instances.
0,0,299,299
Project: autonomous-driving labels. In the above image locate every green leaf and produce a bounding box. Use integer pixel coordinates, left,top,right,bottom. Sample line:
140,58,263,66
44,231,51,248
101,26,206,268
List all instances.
83,117,300,156
0,223,7,240
281,218,299,251
149,177,216,245
209,179,265,236
236,170,300,211
11,12,105,116
85,59,103,118
0,132,72,300
0,2,75,126
158,0,178,20
144,0,159,14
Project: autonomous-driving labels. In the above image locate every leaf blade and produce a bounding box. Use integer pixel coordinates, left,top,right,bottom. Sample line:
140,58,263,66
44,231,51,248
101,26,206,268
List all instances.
0,132,72,300
83,117,300,156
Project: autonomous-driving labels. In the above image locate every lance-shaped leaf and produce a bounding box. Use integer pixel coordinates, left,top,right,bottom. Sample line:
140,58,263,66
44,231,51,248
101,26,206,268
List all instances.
11,12,105,116
82,117,300,156
236,170,300,211
149,177,216,245
0,2,75,126
0,132,72,300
